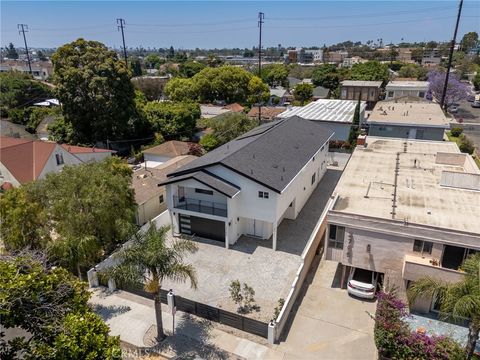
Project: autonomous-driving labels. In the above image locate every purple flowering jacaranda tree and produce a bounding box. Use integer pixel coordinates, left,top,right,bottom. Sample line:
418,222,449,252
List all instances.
427,70,469,107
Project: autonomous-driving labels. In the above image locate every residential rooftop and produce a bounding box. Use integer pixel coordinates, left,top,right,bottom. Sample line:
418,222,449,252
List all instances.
341,80,383,87
386,80,429,89
368,100,450,128
277,99,366,123
331,137,480,234
142,140,193,158
166,116,334,193
132,155,197,205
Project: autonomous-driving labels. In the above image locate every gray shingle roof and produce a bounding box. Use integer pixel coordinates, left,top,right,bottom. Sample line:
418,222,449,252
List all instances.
160,170,240,198
167,117,334,193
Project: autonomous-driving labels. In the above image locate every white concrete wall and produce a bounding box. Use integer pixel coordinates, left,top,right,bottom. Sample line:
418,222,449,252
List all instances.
144,153,172,163
37,145,82,180
385,88,428,100
135,189,167,226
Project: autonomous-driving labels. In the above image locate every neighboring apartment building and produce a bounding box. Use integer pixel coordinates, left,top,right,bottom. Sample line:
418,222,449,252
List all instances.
325,51,349,64
132,155,197,226
0,137,113,187
277,99,366,141
340,80,383,109
385,80,429,100
325,137,480,312
341,56,366,68
367,100,450,140
286,48,323,64
160,117,334,250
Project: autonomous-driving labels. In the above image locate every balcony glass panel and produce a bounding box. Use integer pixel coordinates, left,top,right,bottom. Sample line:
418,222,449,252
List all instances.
173,195,227,217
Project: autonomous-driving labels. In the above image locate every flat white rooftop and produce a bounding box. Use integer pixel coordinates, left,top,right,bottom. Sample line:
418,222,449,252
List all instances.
332,137,480,234
278,99,366,123
386,81,429,90
368,100,450,128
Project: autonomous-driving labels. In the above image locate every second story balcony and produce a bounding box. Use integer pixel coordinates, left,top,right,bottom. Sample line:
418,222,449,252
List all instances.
173,195,227,217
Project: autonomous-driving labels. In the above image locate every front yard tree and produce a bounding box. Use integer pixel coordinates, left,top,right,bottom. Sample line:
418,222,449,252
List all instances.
0,183,50,252
52,38,138,144
104,225,198,341
0,253,120,359
44,157,136,278
407,253,480,359
348,95,362,146
427,70,469,107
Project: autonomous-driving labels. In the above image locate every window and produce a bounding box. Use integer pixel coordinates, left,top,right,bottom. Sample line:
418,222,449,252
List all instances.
258,191,269,199
388,91,394,98
328,224,345,249
195,188,213,195
311,173,316,185
159,195,164,203
419,91,425,98
413,240,433,255
55,153,64,165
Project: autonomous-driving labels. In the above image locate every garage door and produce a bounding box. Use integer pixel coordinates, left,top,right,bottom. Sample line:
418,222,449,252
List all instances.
179,214,225,242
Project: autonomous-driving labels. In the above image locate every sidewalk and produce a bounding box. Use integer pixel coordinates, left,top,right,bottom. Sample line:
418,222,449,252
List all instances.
89,288,284,359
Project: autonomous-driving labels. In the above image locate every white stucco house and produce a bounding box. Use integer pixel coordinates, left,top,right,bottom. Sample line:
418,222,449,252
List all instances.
160,117,334,250
0,137,113,188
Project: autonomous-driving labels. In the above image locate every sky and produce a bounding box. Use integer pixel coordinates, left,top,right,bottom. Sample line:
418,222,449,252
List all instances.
1,1,479,49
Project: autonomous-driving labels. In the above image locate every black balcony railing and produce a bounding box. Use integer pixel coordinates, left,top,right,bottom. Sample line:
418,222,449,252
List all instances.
173,196,227,217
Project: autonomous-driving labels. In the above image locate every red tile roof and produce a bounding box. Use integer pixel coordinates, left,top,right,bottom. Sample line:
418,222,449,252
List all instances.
0,138,56,183
224,103,244,113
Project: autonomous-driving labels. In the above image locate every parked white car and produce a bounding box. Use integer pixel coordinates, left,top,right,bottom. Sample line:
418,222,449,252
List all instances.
347,268,379,299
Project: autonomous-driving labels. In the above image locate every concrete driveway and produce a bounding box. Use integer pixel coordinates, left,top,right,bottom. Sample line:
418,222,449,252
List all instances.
276,260,377,360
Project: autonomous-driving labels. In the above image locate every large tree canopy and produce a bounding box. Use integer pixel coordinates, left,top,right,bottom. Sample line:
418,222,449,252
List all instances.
460,32,479,52
427,70,469,107
0,71,52,116
0,157,136,278
143,101,200,140
350,61,389,83
0,253,121,359
163,66,268,105
52,38,139,144
261,64,289,87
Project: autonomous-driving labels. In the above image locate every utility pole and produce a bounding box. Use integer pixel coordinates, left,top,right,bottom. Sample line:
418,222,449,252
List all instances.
18,24,32,74
440,0,463,110
257,12,264,125
116,18,128,66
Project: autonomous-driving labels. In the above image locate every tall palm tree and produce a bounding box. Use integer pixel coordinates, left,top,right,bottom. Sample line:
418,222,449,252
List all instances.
104,224,198,341
407,253,480,359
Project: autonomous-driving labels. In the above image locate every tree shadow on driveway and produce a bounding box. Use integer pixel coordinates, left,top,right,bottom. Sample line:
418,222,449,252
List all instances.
141,314,240,360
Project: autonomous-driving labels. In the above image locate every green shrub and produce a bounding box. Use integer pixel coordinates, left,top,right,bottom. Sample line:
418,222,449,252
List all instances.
459,136,475,154
199,134,219,152
450,127,463,137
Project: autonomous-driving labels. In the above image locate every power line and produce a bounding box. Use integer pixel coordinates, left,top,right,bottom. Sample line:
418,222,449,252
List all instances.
441,0,464,110
18,24,32,74
258,12,264,125
267,4,458,21
117,18,128,66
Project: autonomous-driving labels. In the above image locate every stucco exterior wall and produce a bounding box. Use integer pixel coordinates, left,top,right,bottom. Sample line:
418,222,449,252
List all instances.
0,162,21,186
135,189,167,226
368,124,445,141
37,145,82,180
